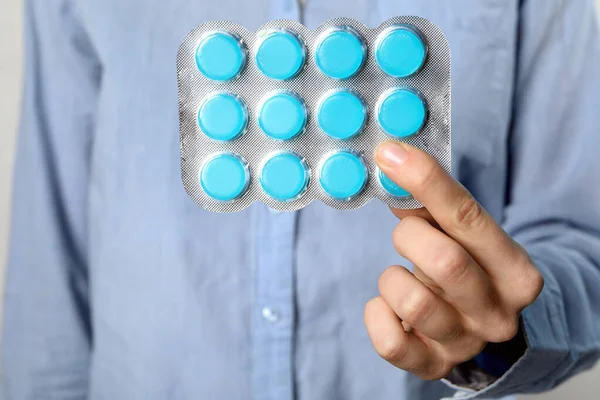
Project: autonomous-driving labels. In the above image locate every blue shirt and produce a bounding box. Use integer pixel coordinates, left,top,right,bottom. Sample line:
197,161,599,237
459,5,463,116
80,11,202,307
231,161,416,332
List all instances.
3,0,600,399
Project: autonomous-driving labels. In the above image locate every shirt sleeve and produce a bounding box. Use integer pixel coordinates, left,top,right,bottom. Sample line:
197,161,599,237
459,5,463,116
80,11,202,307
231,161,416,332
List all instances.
444,0,600,398
1,0,101,398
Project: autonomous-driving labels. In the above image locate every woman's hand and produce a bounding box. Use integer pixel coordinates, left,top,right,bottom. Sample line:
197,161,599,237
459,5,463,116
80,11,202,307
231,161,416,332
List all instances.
364,141,544,380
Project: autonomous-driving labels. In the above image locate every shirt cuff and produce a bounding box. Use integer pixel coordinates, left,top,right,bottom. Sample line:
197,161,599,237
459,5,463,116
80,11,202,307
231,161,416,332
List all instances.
442,266,570,399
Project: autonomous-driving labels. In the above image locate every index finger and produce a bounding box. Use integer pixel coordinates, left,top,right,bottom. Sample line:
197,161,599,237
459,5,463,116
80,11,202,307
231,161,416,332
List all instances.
375,141,528,280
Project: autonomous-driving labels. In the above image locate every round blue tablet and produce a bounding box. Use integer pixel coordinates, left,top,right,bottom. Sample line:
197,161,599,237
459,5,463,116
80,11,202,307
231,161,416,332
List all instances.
315,27,366,79
198,92,248,141
200,153,249,201
319,151,368,200
317,90,367,140
378,169,411,197
377,89,427,138
258,91,307,140
375,26,427,78
260,152,309,201
195,31,246,81
256,30,305,80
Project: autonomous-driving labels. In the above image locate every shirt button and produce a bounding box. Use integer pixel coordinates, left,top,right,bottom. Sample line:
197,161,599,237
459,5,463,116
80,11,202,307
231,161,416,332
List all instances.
261,307,281,323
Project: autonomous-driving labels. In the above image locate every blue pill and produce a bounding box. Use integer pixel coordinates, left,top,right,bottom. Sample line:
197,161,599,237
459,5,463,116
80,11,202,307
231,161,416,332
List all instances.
256,30,305,80
198,92,248,141
376,26,427,78
315,28,366,79
195,31,246,81
258,91,307,140
200,153,249,201
260,152,309,201
378,169,411,198
377,89,427,138
319,151,368,200
317,90,367,140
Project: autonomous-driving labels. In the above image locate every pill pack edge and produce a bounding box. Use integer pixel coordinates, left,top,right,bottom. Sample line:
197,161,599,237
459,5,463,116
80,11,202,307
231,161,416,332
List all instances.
177,16,451,213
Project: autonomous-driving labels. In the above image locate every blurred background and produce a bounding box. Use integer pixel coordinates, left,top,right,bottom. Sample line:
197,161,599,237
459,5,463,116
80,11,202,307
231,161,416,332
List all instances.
1,1,599,399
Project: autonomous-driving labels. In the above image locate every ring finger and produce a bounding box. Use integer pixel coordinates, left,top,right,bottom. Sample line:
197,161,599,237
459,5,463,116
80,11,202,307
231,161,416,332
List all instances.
392,216,497,322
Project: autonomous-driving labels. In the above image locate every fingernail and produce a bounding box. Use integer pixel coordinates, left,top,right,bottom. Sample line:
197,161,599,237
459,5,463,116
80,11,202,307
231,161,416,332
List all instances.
375,141,409,168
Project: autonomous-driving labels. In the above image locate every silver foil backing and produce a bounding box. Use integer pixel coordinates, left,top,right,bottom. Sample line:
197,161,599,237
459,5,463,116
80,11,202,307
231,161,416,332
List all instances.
177,17,451,212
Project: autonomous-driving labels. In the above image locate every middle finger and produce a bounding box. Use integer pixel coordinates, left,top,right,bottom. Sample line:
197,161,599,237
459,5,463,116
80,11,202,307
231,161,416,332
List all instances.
392,216,498,321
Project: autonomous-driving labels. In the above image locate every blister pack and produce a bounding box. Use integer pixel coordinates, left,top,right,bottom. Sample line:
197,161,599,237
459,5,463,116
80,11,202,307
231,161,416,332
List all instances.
177,16,450,212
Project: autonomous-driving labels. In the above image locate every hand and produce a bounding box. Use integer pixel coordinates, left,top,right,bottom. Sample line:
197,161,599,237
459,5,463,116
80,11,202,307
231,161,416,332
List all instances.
364,141,544,380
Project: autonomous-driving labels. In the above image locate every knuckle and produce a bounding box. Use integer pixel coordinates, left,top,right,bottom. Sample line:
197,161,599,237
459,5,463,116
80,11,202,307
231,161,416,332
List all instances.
378,266,401,293
453,197,485,232
393,217,420,244
364,297,388,331
364,297,382,317
430,245,470,284
401,290,437,325
441,322,464,342
396,215,421,231
447,336,486,364
484,315,519,343
516,268,544,307
422,363,453,381
529,269,545,296
496,320,519,343
437,364,455,380
374,334,409,362
391,224,406,251
413,161,439,189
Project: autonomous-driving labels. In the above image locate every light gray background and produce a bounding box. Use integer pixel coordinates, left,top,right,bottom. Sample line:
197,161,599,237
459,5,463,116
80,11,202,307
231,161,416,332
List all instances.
0,1,599,398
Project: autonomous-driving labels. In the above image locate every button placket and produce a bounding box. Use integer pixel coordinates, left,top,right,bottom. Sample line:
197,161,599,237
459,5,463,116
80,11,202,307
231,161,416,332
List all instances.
251,204,298,400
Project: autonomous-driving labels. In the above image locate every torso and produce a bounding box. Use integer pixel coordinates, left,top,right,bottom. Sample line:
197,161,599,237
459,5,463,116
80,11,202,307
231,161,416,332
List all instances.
79,1,518,398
